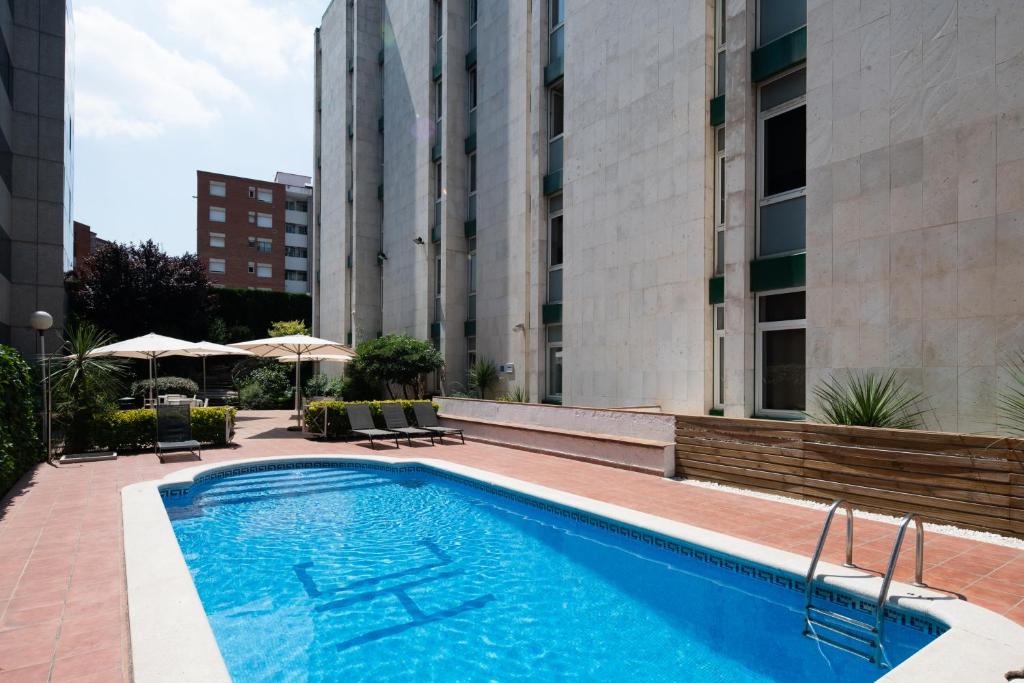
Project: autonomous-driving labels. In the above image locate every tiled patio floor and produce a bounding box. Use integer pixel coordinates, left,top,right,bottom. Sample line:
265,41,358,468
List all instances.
1,410,1023,681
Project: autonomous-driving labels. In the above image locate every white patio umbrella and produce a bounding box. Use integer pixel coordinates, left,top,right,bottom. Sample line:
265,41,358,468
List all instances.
189,341,254,398
87,333,204,403
229,335,355,424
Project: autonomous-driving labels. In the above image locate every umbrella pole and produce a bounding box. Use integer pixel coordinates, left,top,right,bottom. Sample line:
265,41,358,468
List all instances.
295,352,302,427
203,357,207,399
148,357,154,404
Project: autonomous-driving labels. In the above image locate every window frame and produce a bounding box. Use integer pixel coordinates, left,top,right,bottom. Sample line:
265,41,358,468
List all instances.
256,262,273,278
547,195,563,303
208,232,225,249
546,324,563,400
714,125,726,275
756,66,806,260
209,180,226,197
466,235,476,321
208,257,225,274
285,245,308,258
756,0,807,48
754,286,807,419
208,206,226,223
256,212,273,229
715,0,727,97
257,187,273,204
434,252,443,323
713,303,725,410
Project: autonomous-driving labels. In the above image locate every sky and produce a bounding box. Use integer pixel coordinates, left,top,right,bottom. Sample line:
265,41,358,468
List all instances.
72,0,328,256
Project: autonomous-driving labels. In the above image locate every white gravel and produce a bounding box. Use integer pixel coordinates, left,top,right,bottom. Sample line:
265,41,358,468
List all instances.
674,477,1024,550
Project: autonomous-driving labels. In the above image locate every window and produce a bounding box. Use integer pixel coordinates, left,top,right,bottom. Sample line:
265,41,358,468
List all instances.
257,213,273,229
285,200,309,211
546,324,563,399
757,68,806,258
285,222,308,235
256,263,273,278
713,304,725,410
209,232,225,249
285,269,308,281
756,290,806,415
467,152,477,220
285,246,308,258
208,258,225,274
434,253,442,322
208,206,226,222
466,335,476,378
247,237,256,248
466,236,476,321
248,211,256,224
548,195,563,302
209,180,226,197
468,69,477,111
714,126,726,275
257,188,273,203
248,186,256,198
468,0,477,29
435,79,443,122
256,238,272,253
758,0,806,47
434,160,443,229
715,0,726,97
434,0,443,66
247,261,255,274
548,83,564,174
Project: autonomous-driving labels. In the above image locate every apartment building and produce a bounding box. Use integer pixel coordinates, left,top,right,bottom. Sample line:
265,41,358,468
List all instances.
0,0,75,355
196,171,313,294
314,0,1024,433
72,221,107,267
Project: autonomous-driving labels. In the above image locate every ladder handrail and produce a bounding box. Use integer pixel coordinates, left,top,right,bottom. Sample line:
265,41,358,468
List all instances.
873,513,926,660
804,499,855,607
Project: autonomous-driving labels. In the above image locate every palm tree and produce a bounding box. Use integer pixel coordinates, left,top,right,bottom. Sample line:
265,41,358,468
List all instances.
50,323,127,455
468,359,499,399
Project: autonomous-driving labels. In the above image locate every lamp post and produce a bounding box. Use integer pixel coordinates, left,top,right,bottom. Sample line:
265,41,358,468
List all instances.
29,311,53,461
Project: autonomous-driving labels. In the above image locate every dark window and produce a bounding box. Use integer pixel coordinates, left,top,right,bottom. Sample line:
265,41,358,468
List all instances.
762,328,805,411
762,106,805,196
759,0,806,46
758,290,805,322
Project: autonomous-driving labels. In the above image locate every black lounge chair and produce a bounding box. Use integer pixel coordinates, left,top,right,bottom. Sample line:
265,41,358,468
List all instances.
412,403,464,444
346,403,400,449
155,404,202,463
381,403,435,445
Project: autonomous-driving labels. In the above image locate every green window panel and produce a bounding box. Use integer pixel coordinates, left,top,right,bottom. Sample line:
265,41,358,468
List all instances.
464,320,476,337
465,133,476,154
749,252,805,292
542,302,562,324
432,58,442,81
751,27,806,83
709,276,724,305
465,48,477,69
708,408,724,417
544,58,564,86
431,141,442,161
378,49,384,65
543,170,562,196
377,184,383,200
431,225,441,243
710,95,725,127
430,321,441,339
464,220,476,238
378,116,384,132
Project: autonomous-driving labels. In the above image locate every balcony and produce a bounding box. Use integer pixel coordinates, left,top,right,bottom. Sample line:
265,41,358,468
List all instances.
285,209,308,225
284,280,309,294
285,256,308,271
284,232,308,248
544,25,564,85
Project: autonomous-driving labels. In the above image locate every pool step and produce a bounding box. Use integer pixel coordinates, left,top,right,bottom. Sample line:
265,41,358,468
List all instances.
804,607,878,663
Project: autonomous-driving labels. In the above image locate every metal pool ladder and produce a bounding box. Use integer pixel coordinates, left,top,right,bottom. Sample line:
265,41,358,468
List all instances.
803,500,926,667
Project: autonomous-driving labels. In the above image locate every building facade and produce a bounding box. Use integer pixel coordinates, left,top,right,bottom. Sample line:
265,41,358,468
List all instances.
315,0,1024,433
0,0,74,355
72,220,106,267
196,171,313,294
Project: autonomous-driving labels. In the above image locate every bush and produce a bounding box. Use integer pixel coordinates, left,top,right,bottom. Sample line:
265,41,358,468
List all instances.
468,359,499,399
92,407,237,452
304,400,436,438
130,376,199,399
238,365,293,409
305,373,346,398
209,288,311,344
0,346,42,498
350,335,444,399
810,370,927,429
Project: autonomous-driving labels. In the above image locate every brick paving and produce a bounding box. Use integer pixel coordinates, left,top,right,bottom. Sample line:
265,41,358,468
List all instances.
1,409,1022,681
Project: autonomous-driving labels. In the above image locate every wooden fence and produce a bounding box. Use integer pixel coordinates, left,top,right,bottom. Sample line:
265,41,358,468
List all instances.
674,415,1024,538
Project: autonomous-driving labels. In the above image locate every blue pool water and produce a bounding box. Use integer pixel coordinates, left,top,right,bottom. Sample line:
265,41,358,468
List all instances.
165,464,941,682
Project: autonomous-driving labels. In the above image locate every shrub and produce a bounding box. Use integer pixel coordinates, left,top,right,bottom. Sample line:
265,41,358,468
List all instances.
130,376,200,399
0,346,42,498
305,373,346,398
998,350,1024,435
268,320,309,337
238,365,293,409
304,400,436,438
350,335,444,399
468,359,499,399
499,384,529,403
92,407,236,452
810,370,927,429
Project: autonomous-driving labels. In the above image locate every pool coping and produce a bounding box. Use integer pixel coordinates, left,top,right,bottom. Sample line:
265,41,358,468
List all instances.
122,455,1024,682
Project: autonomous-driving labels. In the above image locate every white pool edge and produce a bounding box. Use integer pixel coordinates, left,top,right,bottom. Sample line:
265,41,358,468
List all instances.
122,455,1024,682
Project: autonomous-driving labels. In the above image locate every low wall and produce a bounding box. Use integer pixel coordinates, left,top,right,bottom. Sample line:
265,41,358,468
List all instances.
435,398,676,477
675,414,1024,538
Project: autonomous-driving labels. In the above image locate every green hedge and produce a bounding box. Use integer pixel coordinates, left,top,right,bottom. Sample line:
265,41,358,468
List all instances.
92,407,237,452
210,288,311,342
304,400,437,438
0,346,42,499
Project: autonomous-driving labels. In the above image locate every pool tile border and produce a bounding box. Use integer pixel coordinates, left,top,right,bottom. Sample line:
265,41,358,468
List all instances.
126,455,1024,683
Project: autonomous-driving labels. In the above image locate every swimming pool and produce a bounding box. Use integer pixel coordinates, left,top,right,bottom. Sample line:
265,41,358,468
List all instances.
161,461,945,682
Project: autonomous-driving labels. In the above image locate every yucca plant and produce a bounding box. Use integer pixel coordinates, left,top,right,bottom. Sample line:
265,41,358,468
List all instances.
467,359,499,399
50,323,128,455
998,350,1024,435
809,370,926,430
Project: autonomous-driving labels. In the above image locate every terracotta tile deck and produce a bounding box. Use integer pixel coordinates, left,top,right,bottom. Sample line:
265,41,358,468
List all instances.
1,409,1023,681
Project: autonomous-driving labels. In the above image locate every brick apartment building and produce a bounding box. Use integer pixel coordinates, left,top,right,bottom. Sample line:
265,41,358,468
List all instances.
196,171,312,293
72,221,108,268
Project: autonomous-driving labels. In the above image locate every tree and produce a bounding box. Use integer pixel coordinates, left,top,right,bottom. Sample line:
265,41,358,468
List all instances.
66,240,211,341
268,320,310,337
468,359,500,399
350,334,444,399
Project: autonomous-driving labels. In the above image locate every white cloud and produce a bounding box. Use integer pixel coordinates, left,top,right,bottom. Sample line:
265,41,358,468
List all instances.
164,0,313,79
74,6,248,140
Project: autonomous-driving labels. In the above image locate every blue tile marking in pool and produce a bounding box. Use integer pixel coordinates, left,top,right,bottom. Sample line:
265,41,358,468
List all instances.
160,459,947,640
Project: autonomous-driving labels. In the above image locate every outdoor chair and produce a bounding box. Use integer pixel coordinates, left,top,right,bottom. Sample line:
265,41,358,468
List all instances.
412,403,464,444
381,403,435,446
345,403,401,449
155,404,202,463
